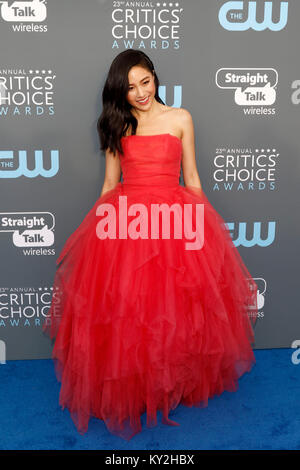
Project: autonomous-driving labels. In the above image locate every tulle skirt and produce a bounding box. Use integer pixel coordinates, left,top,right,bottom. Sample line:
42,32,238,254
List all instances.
43,182,258,440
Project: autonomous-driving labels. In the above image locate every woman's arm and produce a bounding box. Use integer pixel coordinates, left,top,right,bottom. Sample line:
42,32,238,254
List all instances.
180,109,203,190
100,148,122,197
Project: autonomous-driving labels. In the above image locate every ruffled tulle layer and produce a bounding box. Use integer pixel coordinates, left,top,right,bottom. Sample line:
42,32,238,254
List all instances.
43,183,258,440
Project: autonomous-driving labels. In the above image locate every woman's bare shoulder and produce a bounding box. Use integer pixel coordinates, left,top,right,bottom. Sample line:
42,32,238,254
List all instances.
175,107,193,120
168,107,193,138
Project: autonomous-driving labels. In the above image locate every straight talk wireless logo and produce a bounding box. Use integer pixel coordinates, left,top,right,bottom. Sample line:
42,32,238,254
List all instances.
0,212,56,256
215,68,278,115
0,0,48,32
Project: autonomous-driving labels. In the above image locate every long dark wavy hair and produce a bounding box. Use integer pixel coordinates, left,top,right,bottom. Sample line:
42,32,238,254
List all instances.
97,49,165,157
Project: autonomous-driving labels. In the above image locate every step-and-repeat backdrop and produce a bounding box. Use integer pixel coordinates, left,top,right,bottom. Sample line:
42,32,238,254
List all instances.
0,0,299,360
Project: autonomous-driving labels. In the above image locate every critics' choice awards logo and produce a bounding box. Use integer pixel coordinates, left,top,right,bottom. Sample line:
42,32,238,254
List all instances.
0,0,48,31
0,69,56,117
0,149,59,177
212,147,279,192
112,2,183,49
0,212,56,255
218,1,288,31
0,286,56,327
215,68,278,114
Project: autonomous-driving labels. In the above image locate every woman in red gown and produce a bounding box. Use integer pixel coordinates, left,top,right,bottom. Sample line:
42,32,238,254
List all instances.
43,49,258,441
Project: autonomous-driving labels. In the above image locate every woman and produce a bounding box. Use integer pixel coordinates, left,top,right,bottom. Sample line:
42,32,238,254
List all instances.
43,49,258,441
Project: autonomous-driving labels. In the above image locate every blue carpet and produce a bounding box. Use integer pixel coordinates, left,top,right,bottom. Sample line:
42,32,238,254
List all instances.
0,349,299,450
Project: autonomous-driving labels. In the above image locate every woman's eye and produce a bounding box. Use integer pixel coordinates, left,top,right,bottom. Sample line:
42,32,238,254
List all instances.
129,81,149,91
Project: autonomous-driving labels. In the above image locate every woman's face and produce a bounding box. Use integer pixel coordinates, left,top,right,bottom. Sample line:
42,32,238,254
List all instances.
126,66,156,111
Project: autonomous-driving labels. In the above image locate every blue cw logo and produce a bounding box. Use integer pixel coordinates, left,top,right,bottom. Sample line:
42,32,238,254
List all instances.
0,150,59,178
219,1,288,31
226,221,276,247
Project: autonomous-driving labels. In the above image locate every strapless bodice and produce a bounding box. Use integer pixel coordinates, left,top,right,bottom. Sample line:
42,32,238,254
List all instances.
120,133,182,187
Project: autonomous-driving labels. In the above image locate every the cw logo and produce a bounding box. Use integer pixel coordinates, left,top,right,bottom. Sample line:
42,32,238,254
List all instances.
226,221,276,247
0,150,59,178
219,1,288,31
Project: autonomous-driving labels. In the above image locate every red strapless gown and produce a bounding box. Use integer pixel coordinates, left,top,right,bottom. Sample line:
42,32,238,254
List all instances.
43,133,258,440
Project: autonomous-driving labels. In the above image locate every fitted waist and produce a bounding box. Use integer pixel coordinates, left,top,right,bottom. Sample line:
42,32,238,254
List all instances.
122,174,180,187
